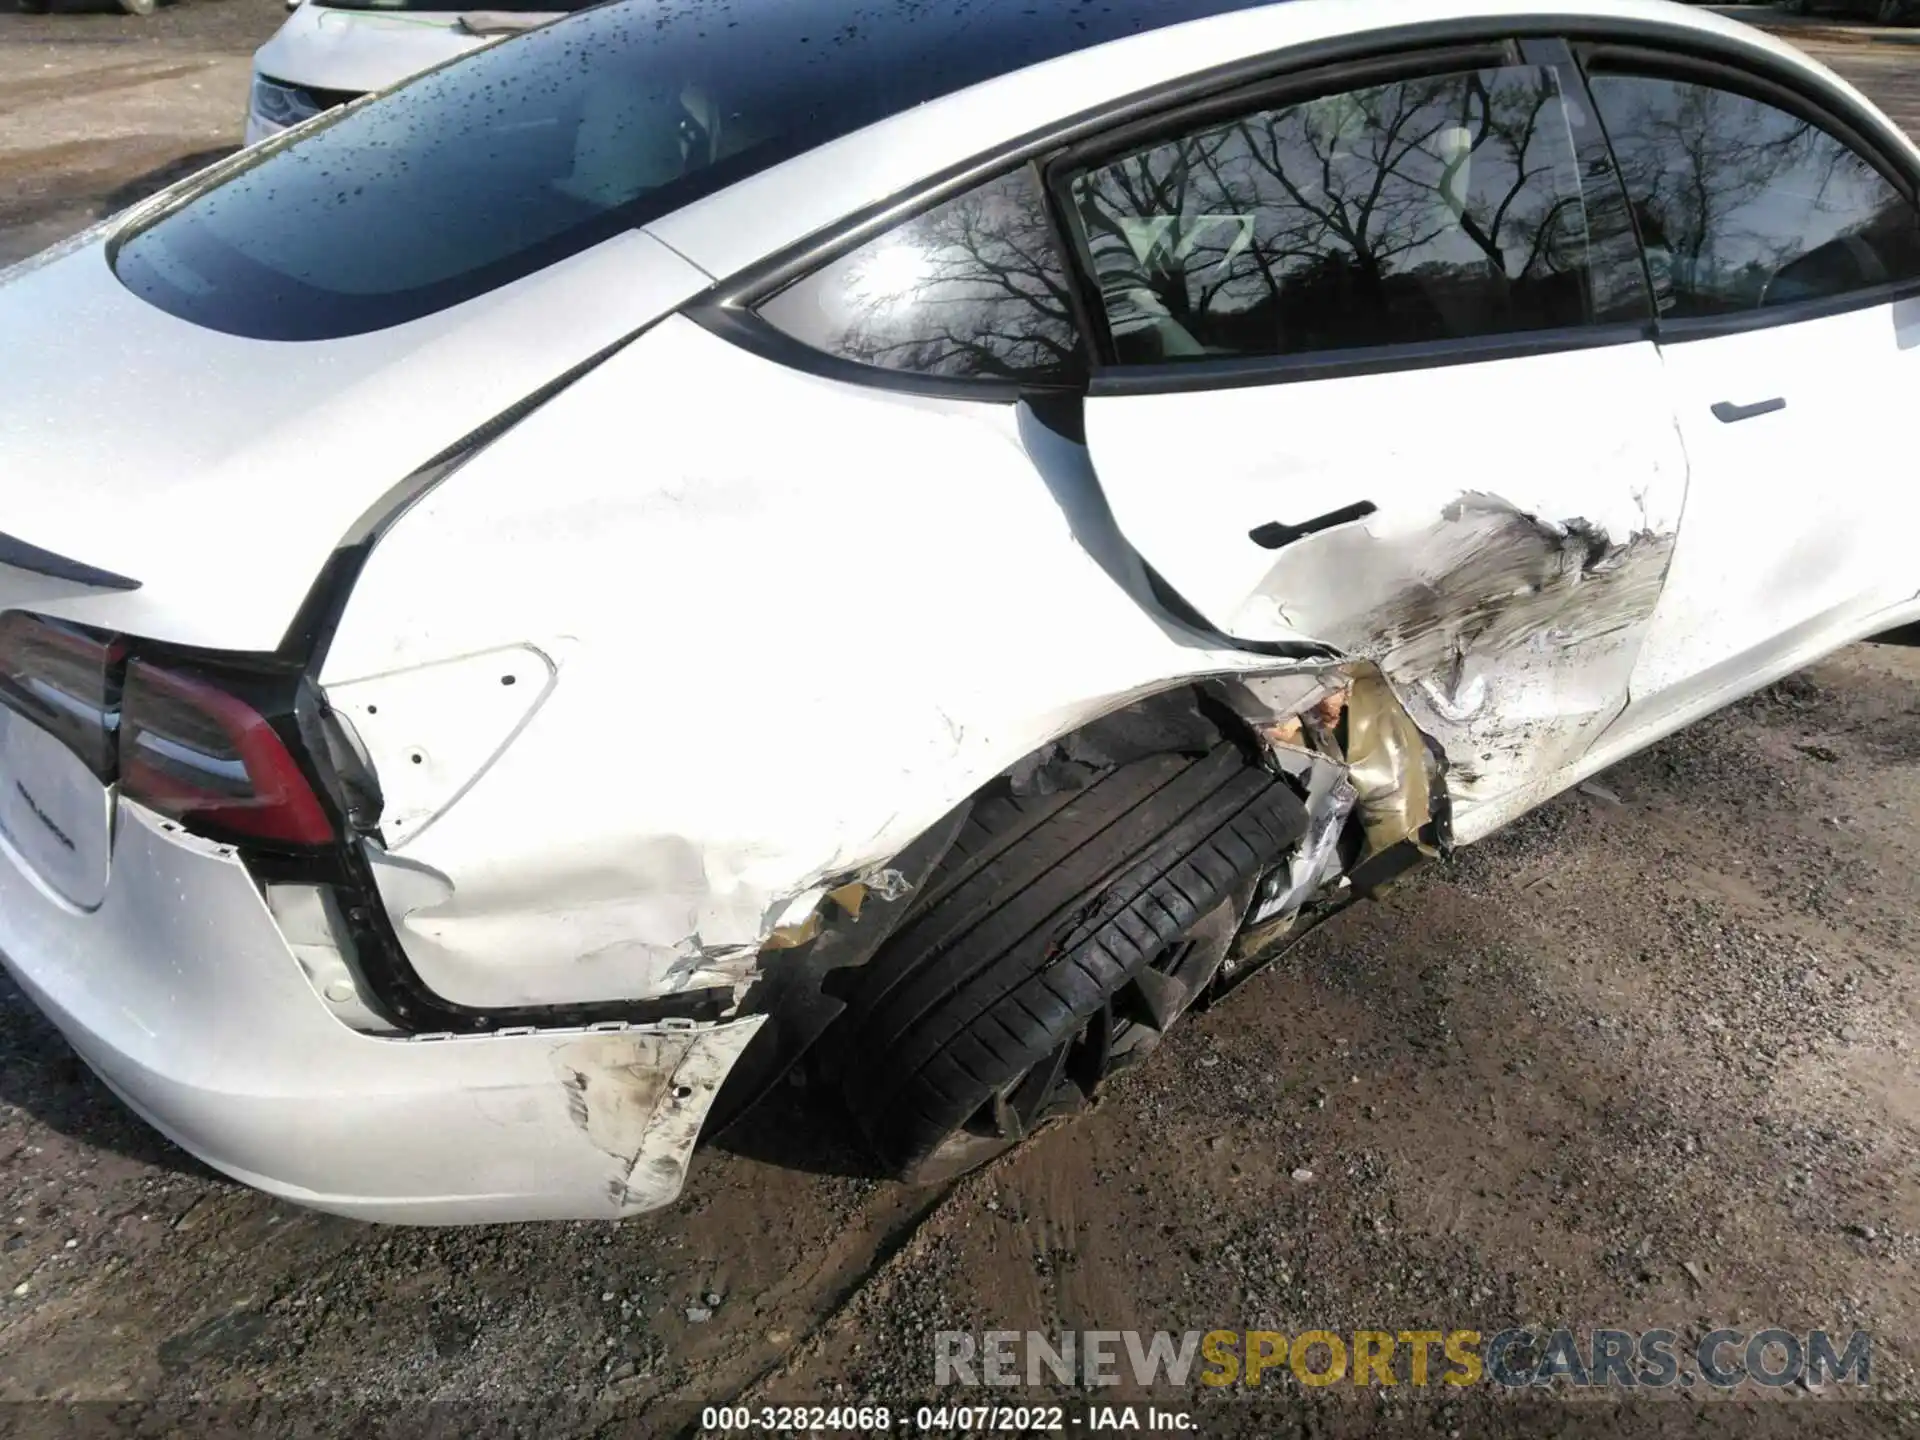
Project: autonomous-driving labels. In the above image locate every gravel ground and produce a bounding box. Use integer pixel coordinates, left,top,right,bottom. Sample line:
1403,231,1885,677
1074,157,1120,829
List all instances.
2,5,1919,1437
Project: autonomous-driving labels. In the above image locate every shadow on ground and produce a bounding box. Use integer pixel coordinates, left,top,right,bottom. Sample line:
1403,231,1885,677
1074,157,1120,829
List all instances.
0,971,219,1181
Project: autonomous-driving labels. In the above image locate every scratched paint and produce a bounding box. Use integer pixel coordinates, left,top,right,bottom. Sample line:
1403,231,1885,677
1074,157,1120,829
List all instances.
553,1018,763,1214
1241,492,1676,813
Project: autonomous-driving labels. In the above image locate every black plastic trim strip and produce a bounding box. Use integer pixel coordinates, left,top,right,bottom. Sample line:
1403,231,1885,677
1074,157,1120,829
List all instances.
1654,277,1920,344
0,532,140,591
1087,322,1650,398
1043,40,1510,180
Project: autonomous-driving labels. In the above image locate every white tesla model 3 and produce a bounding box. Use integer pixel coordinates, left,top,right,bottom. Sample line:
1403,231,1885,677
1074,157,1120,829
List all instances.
3,0,1917,1223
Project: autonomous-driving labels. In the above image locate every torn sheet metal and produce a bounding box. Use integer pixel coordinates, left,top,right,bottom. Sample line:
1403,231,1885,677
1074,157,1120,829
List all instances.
1081,341,1687,836
1247,758,1356,927
317,317,1501,1017
554,1018,762,1214
1247,493,1675,830
1343,662,1441,859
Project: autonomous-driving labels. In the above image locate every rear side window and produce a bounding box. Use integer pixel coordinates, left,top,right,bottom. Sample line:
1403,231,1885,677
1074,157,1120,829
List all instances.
111,0,1279,341
755,170,1083,386
1061,64,1595,366
1588,72,1920,317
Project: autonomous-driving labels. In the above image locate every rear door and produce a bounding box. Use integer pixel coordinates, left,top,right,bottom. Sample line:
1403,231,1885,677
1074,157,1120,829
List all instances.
1055,40,1688,830
1577,49,1920,732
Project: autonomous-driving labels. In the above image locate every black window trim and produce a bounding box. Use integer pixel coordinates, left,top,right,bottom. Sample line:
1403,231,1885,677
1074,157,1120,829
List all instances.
692,158,1089,403
1574,39,1920,344
682,19,1587,403
1088,321,1651,398
681,10,1919,400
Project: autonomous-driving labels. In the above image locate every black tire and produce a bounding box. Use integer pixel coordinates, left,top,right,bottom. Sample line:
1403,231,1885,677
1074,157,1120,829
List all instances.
1878,0,1908,22
17,0,51,13
830,742,1307,1183
1778,0,1811,14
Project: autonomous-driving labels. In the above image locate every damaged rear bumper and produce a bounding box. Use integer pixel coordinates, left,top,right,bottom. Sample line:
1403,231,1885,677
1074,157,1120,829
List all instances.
0,801,760,1224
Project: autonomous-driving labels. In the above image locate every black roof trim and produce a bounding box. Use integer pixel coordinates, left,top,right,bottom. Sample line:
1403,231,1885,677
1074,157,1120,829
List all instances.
0,532,140,592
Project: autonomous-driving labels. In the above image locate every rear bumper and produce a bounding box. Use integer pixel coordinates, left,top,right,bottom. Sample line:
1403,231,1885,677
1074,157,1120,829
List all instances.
0,800,760,1223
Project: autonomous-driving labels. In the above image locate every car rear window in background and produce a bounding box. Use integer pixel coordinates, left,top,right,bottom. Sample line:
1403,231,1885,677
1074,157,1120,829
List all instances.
114,0,1275,341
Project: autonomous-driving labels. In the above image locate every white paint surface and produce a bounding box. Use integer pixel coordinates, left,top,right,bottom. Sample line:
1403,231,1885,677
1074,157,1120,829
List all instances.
322,317,1325,1008
1619,296,1920,737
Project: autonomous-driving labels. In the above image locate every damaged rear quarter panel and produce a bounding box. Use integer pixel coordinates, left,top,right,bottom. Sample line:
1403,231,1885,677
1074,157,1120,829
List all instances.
318,316,1329,1011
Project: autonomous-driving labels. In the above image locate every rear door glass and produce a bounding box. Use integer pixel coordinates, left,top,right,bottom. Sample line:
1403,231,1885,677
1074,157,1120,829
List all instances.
1060,63,1600,366
1587,70,1920,317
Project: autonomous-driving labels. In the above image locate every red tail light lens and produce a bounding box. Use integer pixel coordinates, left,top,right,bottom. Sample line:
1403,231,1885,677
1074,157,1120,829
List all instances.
0,612,122,779
119,659,335,846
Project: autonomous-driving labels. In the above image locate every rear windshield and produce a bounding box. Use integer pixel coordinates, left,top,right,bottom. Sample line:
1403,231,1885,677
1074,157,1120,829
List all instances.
113,0,1274,340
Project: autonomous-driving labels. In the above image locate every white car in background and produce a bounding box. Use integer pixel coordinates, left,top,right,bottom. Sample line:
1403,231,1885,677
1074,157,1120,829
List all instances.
245,0,569,145
4,0,1920,1226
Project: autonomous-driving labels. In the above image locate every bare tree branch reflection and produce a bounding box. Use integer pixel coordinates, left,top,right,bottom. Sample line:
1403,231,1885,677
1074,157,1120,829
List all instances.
836,174,1080,381
1065,66,1590,363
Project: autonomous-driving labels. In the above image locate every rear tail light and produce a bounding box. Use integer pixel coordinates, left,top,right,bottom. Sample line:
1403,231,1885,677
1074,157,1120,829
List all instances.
0,610,336,848
0,612,122,779
120,660,335,846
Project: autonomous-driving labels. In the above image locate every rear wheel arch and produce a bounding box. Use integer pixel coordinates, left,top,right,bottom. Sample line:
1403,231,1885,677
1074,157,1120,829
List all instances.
712,665,1450,1177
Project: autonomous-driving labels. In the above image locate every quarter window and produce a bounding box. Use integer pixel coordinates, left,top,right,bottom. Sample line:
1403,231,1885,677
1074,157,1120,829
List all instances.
1062,64,1597,366
1587,71,1920,317
755,169,1084,386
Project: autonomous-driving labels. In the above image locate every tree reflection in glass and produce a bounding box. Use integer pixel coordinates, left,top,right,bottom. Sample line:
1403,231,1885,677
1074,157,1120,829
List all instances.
1065,66,1593,364
758,169,1083,383
1588,74,1920,316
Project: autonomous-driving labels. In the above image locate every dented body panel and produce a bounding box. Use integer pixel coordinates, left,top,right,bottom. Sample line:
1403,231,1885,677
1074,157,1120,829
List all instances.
2,0,1916,1225
1084,342,1689,826
321,316,1330,1010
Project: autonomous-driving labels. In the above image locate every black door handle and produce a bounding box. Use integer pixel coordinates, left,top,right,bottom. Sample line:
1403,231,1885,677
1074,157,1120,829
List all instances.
1250,500,1377,551
1711,396,1786,424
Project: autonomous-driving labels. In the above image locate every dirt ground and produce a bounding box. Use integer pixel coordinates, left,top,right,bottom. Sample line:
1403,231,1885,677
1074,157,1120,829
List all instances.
2,4,1919,1437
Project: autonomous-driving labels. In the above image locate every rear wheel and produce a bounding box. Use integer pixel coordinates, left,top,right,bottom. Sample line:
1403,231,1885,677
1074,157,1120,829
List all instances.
828,741,1307,1184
